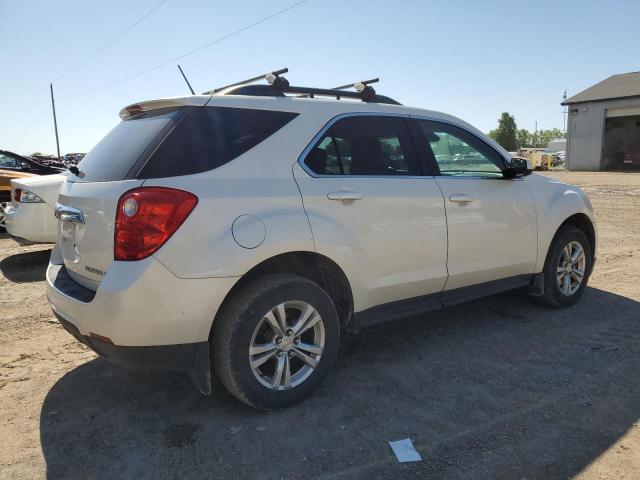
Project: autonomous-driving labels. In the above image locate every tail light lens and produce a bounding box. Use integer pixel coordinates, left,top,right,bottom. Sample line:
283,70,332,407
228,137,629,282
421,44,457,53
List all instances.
114,187,198,261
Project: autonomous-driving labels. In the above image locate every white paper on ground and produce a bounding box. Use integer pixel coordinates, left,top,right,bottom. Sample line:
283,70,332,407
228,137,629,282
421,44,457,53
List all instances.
388,438,422,463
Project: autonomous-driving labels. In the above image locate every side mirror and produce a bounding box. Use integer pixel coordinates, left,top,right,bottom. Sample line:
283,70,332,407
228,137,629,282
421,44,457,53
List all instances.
503,157,532,178
20,162,31,170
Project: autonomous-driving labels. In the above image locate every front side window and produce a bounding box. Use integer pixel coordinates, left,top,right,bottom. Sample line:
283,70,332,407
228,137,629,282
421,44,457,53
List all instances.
304,116,419,176
0,154,19,169
417,120,506,177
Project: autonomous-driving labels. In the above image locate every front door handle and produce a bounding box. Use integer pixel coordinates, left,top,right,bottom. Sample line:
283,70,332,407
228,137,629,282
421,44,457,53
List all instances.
327,191,363,202
448,193,474,204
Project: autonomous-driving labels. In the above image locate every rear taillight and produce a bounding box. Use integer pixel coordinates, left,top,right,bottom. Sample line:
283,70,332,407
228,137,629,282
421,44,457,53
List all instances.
114,187,198,261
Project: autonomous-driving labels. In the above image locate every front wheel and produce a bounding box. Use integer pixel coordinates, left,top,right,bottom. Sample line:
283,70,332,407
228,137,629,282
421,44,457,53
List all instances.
212,274,340,409
540,226,592,308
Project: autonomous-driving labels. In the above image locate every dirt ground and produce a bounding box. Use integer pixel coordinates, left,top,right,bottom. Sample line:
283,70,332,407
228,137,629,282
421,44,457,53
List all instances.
1,171,639,479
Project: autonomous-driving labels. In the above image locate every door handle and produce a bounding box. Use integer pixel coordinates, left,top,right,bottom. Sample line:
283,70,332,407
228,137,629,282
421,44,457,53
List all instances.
327,191,363,201
448,194,474,204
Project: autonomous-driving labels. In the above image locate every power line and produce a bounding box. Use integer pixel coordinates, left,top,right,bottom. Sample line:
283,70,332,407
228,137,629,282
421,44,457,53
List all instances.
52,0,168,83
20,87,49,119
60,0,310,101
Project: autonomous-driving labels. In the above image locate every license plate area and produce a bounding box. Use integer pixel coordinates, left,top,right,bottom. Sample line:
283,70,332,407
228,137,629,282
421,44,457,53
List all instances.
55,203,85,265
59,220,81,264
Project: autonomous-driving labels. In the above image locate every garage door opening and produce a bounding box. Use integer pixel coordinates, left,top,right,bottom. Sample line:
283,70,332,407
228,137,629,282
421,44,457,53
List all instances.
602,115,640,171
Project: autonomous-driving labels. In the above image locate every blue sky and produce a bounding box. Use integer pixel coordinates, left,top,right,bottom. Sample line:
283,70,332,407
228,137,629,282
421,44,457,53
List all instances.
2,0,639,155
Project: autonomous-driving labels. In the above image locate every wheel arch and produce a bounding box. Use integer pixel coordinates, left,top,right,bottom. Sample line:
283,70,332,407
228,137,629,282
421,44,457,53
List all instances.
210,251,354,339
544,213,596,274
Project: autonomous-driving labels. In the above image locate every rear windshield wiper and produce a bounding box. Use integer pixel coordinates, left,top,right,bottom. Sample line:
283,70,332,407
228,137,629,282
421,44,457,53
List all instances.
68,166,85,178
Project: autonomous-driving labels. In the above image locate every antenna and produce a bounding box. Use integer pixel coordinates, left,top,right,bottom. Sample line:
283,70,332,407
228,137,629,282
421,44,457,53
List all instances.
177,64,195,95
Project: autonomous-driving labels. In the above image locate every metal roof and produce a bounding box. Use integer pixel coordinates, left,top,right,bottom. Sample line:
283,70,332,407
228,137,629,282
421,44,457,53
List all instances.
562,71,640,105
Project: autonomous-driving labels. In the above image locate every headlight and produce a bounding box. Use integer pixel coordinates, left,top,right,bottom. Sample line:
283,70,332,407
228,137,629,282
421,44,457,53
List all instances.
17,189,45,203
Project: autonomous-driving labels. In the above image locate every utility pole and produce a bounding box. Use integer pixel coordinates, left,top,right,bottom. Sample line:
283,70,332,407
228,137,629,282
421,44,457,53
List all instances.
177,64,195,95
49,83,61,160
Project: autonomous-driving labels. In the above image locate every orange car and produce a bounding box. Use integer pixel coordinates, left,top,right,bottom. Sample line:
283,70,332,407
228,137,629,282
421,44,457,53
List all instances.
0,169,35,229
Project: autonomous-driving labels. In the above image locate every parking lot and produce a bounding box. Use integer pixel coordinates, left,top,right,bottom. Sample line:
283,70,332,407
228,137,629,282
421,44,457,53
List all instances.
0,171,639,479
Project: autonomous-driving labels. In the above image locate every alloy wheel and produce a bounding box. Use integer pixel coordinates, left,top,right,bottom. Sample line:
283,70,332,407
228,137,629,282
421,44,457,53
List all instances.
0,201,9,229
249,301,325,390
557,240,586,296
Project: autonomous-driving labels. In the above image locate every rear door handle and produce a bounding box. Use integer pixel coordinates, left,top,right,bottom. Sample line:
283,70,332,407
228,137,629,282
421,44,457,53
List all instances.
327,191,363,201
448,194,474,204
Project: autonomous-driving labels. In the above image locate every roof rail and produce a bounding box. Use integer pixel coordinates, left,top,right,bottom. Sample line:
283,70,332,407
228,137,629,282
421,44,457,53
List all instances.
204,69,401,105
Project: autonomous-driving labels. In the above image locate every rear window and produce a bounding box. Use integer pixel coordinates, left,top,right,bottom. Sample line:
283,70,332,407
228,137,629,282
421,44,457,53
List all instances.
74,106,298,182
75,109,179,182
138,107,299,178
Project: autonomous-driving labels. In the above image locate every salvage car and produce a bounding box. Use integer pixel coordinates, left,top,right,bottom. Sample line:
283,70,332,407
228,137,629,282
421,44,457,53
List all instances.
1,169,34,230
5,174,66,243
46,71,597,409
1,150,65,230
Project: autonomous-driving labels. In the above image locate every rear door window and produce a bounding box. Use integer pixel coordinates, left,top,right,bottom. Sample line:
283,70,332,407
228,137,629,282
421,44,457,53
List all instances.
303,116,420,176
139,107,299,178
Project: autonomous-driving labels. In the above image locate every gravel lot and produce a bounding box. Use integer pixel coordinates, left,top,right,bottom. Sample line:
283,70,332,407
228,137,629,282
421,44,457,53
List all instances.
1,171,639,479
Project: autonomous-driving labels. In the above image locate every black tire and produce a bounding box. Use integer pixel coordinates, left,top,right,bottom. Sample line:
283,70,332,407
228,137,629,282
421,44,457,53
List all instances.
540,226,592,308
212,273,340,410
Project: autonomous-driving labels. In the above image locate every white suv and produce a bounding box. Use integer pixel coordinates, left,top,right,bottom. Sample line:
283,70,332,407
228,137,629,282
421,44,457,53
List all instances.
46,71,596,409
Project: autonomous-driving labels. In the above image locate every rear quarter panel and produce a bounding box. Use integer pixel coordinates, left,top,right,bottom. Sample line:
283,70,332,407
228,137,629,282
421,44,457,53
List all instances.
146,106,321,278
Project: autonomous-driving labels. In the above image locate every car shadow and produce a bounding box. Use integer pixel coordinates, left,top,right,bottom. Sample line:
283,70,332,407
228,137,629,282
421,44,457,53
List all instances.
0,249,51,282
40,287,640,479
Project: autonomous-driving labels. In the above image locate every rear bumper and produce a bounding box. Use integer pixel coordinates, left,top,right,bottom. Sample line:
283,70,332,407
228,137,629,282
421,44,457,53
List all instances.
53,310,212,394
46,246,239,394
5,202,57,243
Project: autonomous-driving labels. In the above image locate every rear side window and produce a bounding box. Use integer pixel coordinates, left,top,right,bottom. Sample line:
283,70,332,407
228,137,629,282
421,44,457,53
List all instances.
139,107,298,178
75,109,180,182
304,116,420,176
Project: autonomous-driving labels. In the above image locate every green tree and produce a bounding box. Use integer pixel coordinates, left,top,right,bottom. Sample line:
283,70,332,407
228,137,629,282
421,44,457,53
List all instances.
516,129,531,148
492,112,518,151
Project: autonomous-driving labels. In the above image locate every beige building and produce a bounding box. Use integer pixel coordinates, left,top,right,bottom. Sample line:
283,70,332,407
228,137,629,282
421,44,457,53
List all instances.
563,71,640,171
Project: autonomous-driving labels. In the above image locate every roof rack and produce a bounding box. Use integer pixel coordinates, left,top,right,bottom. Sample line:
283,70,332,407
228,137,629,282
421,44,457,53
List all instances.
203,68,400,105
203,68,290,94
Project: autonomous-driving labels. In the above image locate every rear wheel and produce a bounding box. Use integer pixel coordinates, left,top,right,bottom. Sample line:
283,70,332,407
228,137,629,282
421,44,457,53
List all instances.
0,194,10,231
540,226,592,308
212,273,340,409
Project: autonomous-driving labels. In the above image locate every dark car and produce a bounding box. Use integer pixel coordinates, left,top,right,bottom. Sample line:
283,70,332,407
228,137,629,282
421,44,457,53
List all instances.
0,150,66,175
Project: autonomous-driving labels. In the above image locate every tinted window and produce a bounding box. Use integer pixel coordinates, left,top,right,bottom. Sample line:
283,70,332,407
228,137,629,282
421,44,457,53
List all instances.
304,116,419,176
417,120,506,177
75,109,180,182
0,154,19,169
140,107,298,178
